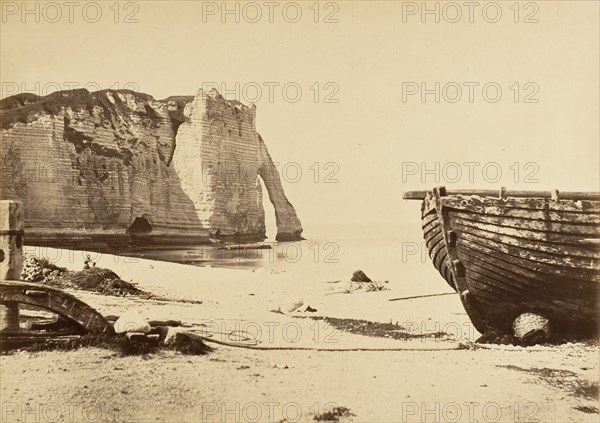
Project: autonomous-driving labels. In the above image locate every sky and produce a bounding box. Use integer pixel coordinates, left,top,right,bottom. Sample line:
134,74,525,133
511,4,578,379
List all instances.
1,0,599,230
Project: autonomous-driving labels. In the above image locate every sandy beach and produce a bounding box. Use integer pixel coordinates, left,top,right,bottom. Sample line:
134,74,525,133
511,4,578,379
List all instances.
2,1,599,421
1,247,598,422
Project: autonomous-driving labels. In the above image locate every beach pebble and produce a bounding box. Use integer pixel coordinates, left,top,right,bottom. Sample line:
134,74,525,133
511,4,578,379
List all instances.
114,310,151,334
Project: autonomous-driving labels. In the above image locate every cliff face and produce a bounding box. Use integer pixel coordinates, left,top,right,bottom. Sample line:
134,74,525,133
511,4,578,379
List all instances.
172,89,303,241
0,88,302,245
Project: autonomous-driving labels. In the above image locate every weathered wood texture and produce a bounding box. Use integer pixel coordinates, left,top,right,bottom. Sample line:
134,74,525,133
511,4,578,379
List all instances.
0,200,24,333
0,200,24,280
422,200,455,290
415,189,600,335
405,189,600,201
0,280,113,334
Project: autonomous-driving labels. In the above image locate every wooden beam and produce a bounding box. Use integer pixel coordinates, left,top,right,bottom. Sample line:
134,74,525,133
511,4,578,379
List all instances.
403,189,600,201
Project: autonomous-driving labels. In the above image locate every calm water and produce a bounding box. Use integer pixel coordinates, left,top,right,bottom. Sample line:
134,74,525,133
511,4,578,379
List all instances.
118,222,447,296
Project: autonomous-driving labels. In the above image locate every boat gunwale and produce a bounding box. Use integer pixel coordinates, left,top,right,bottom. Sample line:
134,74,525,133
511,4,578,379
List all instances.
404,188,600,201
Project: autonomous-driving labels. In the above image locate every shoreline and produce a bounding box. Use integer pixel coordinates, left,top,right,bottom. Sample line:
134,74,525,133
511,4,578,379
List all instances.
2,247,599,422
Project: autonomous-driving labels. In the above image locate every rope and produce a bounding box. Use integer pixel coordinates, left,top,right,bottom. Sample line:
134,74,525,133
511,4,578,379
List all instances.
185,329,463,351
184,329,598,352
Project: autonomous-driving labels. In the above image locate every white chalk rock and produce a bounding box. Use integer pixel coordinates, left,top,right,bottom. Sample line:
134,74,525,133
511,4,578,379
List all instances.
114,310,151,334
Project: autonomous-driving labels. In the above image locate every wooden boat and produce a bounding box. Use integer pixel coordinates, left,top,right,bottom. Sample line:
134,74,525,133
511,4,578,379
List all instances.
403,187,600,337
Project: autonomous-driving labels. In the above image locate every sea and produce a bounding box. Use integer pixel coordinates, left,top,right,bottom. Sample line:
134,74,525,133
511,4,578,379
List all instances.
113,222,450,298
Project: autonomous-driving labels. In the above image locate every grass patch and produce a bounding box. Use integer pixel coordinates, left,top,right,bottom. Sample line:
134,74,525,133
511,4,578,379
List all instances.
66,267,144,296
573,405,599,414
7,330,212,356
313,406,354,422
498,365,599,401
308,316,449,341
573,380,600,401
497,365,578,378
21,256,146,296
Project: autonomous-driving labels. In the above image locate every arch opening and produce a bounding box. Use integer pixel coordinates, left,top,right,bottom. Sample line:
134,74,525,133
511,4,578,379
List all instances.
258,177,277,240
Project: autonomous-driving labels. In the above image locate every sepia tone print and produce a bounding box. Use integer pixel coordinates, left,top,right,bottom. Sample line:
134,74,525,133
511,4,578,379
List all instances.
1,1,598,422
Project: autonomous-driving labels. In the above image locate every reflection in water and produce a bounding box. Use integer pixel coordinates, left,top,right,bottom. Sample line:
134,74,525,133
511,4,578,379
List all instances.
121,239,340,270
109,223,442,295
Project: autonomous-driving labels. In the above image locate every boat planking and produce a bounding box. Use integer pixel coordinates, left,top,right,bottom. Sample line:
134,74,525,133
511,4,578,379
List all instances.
403,187,600,337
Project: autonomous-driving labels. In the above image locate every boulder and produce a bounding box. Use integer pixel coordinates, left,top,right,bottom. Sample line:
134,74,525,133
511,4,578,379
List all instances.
351,270,372,283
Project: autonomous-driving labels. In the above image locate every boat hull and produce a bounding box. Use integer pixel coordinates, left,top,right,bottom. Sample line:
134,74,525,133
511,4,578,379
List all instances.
416,188,600,337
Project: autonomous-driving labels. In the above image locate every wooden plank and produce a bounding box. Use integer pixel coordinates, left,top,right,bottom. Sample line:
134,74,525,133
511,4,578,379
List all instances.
451,219,600,259
452,211,600,236
458,237,600,282
458,243,599,292
421,210,438,227
464,266,530,301
452,215,600,247
464,272,589,314
423,214,454,289
404,189,600,201
465,275,592,329
459,250,598,315
465,263,594,314
450,206,600,224
421,206,455,289
462,255,575,301
428,234,446,266
457,229,599,271
422,219,440,239
442,195,600,214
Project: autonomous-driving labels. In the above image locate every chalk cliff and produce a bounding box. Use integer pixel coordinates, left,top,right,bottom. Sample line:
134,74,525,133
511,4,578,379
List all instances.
0,88,303,245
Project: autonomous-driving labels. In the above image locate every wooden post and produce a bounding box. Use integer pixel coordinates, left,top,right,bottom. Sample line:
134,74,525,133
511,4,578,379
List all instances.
0,303,19,332
0,200,24,333
0,200,24,279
